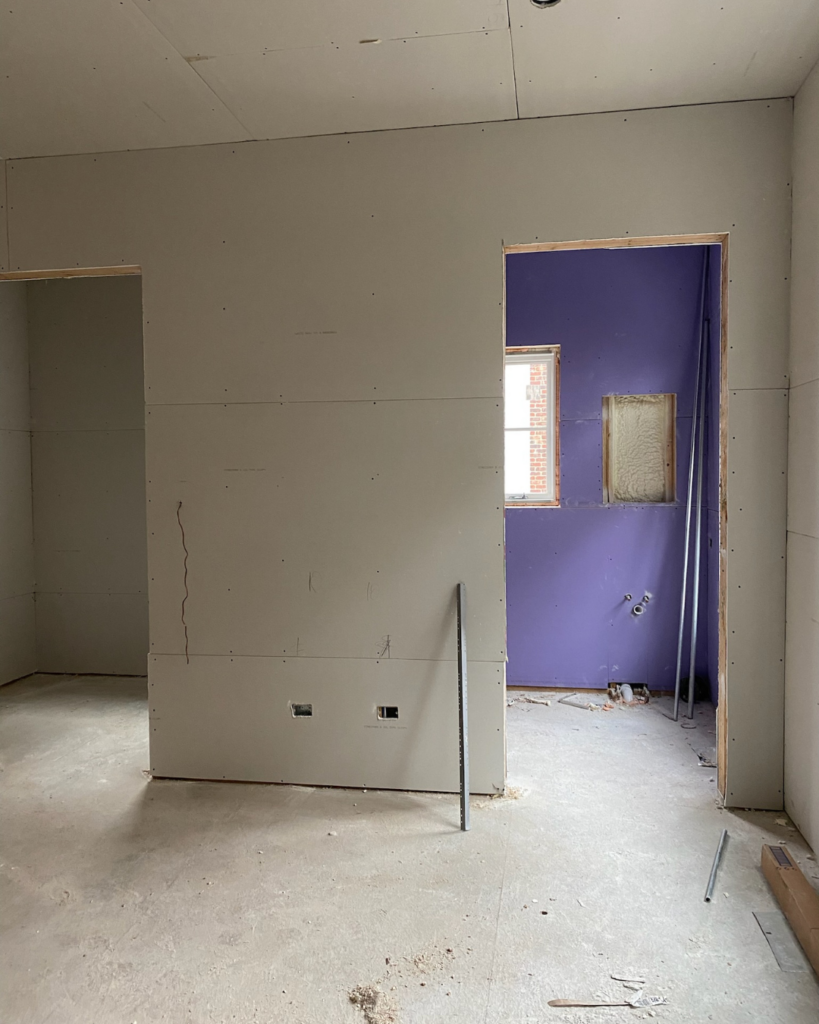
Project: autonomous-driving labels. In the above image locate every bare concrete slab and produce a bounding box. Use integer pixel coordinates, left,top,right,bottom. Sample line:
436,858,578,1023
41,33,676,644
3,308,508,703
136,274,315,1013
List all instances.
1,675,817,1023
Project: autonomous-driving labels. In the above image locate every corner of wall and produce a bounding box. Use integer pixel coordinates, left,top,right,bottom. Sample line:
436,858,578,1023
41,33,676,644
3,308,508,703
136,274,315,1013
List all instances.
784,57,819,854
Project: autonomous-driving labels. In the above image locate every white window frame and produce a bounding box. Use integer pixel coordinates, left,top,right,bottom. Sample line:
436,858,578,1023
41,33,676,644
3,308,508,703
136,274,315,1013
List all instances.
504,346,559,505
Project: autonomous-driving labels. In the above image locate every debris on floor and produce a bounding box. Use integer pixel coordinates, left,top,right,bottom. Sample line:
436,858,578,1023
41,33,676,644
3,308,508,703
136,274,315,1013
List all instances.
474,784,527,808
559,693,612,711
350,945,462,1022
507,693,554,707
610,974,646,984
349,984,398,1024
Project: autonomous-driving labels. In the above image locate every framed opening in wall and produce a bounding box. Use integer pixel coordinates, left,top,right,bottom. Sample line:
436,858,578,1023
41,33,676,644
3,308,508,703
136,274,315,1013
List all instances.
504,346,560,506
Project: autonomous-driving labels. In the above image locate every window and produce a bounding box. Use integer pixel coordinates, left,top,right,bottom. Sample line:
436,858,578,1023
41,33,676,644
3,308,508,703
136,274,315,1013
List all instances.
602,393,676,504
504,347,559,504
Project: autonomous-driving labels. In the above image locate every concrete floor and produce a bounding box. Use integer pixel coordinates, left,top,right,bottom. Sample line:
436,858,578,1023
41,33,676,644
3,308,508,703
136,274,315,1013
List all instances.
1,675,817,1024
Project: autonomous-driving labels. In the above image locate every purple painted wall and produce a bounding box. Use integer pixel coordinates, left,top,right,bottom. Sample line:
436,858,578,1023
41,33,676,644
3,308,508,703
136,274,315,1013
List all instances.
505,245,721,697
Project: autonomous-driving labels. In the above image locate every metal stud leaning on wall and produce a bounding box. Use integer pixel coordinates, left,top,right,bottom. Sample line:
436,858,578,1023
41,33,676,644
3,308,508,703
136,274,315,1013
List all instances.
456,582,469,831
687,290,710,720
671,248,710,721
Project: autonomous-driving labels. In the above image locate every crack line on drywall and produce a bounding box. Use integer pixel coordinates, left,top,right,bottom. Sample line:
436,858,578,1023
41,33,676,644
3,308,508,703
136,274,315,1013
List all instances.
176,501,190,664
505,0,520,120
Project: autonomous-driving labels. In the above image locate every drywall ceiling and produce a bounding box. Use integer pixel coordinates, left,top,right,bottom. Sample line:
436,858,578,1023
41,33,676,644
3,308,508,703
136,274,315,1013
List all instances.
1,0,818,158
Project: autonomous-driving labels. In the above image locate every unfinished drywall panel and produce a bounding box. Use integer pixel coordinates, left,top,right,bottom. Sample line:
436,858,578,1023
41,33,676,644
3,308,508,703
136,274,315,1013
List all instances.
28,277,145,431
194,31,516,142
31,430,147,595
0,0,249,161
5,103,790,406
724,388,789,809
146,399,504,663
0,163,8,270
5,98,791,799
785,58,819,853
789,62,819,392
34,593,148,675
150,655,504,792
784,531,819,849
787,379,819,542
130,0,508,55
0,283,35,683
27,276,147,675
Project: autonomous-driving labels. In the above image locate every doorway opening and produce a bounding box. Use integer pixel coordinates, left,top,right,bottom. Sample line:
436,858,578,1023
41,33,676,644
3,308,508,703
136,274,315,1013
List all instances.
0,268,147,688
502,236,727,790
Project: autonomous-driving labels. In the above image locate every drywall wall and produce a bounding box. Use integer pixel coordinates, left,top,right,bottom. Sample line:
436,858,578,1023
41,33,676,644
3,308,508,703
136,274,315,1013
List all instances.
785,59,819,853
505,245,720,695
27,277,148,675
0,282,35,683
3,98,791,803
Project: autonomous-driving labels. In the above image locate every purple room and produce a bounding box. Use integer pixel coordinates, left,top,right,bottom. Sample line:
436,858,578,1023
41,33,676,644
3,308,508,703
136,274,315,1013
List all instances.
504,243,722,715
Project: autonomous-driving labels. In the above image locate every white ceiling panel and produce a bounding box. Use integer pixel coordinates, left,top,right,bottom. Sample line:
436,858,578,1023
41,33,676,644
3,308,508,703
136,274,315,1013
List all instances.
0,0,249,159
132,0,509,55
510,0,819,118
192,30,518,139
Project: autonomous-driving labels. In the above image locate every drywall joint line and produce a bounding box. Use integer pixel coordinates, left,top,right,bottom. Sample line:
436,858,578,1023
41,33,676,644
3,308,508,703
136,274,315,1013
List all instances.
505,0,520,120
2,160,9,271
3,95,792,164
35,591,147,596
32,427,145,433
149,652,504,665
145,395,502,409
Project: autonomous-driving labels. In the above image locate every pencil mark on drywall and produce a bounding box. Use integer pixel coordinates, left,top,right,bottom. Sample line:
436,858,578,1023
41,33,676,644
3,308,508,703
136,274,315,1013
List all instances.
184,54,216,63
377,635,392,659
176,501,190,665
743,50,757,76
296,636,302,657
294,330,338,337
309,571,317,593
366,582,373,602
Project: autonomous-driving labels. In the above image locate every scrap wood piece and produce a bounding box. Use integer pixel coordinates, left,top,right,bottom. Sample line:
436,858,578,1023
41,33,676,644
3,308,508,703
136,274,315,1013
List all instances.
549,994,666,1008
507,694,553,707
761,844,819,976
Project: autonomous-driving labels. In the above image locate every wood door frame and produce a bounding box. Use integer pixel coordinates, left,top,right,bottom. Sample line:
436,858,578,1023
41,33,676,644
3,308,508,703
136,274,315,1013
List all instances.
502,233,729,796
0,265,141,281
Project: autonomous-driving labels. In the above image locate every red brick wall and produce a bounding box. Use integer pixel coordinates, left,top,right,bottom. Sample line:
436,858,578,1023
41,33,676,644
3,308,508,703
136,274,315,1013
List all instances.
528,362,551,493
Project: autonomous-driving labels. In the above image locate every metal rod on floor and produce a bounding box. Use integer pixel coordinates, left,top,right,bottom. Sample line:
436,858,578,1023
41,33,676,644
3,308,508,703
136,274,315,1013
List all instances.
704,828,728,902
456,582,470,832
686,309,709,720
671,250,709,722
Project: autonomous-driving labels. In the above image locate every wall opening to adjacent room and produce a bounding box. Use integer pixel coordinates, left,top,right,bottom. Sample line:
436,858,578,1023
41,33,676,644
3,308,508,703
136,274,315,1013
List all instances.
503,237,725,783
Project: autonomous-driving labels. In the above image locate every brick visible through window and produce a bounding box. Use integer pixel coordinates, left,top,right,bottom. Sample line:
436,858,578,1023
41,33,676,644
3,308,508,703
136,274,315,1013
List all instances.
505,347,559,504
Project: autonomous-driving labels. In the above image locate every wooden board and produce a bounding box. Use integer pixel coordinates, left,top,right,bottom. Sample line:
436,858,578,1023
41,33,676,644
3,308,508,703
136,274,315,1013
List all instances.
761,845,819,977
